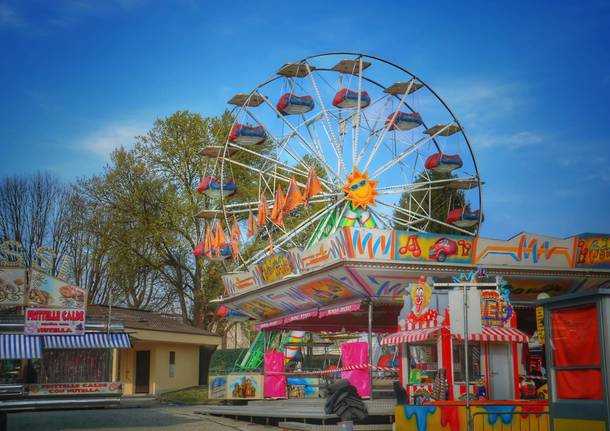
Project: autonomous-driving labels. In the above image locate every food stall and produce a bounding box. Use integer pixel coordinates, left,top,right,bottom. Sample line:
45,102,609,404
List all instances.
383,276,549,431
0,262,130,400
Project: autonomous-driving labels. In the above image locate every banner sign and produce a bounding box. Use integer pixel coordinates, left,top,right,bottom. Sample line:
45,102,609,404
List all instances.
257,252,295,284
575,235,610,269
0,267,26,306
27,269,86,309
24,307,86,335
27,382,122,396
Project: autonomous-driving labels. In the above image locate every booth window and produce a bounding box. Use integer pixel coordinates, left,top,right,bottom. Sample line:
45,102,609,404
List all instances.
452,342,482,383
169,351,175,378
407,344,438,384
550,303,603,400
0,359,42,384
42,350,111,383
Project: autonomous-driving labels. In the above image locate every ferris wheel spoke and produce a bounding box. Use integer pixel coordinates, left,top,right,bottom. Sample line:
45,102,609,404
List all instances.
240,107,322,180
224,157,300,189
227,142,333,191
369,123,454,180
258,91,339,183
376,198,477,236
362,81,414,172
376,176,479,195
299,115,341,185
305,64,348,177
370,209,427,234
224,193,340,212
352,56,364,167
242,198,346,267
354,96,392,167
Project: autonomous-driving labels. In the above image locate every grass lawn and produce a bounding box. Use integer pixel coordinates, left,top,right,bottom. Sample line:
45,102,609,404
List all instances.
159,386,212,404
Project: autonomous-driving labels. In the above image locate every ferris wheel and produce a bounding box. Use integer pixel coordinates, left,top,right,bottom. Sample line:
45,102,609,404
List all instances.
196,52,483,268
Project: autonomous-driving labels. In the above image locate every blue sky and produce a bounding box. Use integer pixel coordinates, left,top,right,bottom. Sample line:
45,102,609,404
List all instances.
1,0,609,239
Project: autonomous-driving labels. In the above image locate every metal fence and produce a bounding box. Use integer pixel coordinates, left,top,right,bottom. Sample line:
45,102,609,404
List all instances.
470,410,549,431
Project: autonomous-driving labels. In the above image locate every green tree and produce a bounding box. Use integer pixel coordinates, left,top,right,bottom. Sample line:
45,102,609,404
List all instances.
394,170,473,235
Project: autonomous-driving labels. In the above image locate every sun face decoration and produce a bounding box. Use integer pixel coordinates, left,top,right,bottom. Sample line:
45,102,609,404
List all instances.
341,168,378,209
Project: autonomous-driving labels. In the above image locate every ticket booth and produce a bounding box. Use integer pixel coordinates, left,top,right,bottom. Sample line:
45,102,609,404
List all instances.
542,289,610,431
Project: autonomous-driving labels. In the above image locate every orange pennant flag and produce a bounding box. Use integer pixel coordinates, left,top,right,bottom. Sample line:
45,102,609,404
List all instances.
304,166,322,202
204,225,213,256
268,235,274,255
283,177,304,213
246,211,257,238
257,193,269,228
229,216,241,256
215,221,227,254
270,185,285,226
231,215,241,243
210,224,219,255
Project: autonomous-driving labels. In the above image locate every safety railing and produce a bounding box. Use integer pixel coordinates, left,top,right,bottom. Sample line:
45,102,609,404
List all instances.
470,410,549,431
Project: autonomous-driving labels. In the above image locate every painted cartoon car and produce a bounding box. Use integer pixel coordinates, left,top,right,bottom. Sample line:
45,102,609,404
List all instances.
428,237,458,262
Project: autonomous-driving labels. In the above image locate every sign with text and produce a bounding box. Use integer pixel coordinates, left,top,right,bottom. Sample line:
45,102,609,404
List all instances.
27,382,122,396
257,252,295,284
24,307,86,335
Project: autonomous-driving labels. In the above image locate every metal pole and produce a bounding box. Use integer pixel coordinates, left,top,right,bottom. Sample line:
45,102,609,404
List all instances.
368,300,373,400
463,283,471,431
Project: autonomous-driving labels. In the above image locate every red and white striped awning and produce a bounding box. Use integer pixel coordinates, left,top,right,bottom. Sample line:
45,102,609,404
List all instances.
381,327,440,346
454,326,528,343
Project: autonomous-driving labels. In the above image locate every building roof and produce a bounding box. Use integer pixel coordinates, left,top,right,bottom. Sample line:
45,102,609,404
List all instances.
87,305,219,337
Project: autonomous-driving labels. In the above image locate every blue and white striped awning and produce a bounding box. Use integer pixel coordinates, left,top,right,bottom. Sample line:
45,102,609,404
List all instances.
0,335,42,359
43,333,131,349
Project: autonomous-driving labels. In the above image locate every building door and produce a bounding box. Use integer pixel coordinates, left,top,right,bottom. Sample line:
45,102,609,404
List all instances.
135,351,150,394
488,343,513,400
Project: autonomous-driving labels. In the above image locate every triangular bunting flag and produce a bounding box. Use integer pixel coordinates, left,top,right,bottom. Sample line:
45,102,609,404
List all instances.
304,166,322,202
270,184,285,226
247,211,257,238
204,225,213,257
257,193,269,228
283,177,304,213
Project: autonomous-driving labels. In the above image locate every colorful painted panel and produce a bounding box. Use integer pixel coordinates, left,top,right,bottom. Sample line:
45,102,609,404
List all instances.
208,376,227,399
222,270,258,296
27,270,87,309
349,228,396,260
287,377,320,398
258,252,296,284
0,267,26,306
227,374,263,400
232,297,282,320
296,277,357,305
296,234,345,272
396,232,474,264
575,234,610,269
473,233,576,268
394,403,549,431
502,277,581,301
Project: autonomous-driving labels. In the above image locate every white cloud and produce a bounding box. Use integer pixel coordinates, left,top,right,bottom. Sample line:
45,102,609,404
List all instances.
436,80,527,128
80,124,145,157
475,130,546,150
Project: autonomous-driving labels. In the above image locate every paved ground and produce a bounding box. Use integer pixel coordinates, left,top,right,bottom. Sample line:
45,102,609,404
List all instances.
8,405,280,431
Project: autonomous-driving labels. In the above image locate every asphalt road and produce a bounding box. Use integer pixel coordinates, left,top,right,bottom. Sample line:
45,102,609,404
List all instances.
8,405,280,431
